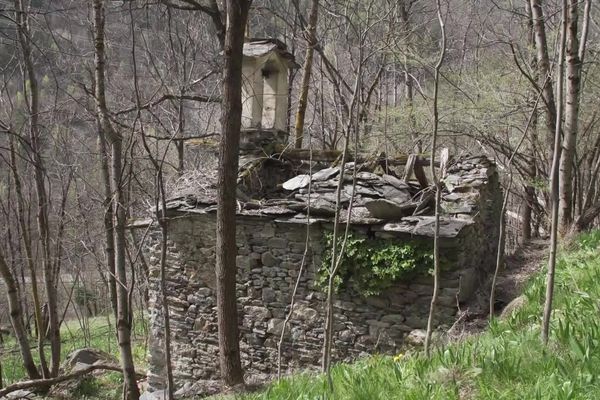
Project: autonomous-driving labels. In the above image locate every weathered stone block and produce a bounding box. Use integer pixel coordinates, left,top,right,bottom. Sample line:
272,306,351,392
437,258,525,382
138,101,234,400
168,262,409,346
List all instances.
267,237,288,249
261,252,278,267
380,314,405,324
291,304,318,323
262,287,276,303
244,306,271,320
267,318,285,335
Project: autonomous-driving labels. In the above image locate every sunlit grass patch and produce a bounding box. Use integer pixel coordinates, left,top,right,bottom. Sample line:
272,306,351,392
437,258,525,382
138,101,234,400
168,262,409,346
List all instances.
0,312,148,390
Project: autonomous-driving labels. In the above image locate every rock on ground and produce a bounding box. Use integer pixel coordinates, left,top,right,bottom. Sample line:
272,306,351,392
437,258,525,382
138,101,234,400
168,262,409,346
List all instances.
62,348,118,372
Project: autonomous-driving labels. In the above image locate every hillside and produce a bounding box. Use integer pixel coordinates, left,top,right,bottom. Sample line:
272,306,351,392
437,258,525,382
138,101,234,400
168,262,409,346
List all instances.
220,231,600,400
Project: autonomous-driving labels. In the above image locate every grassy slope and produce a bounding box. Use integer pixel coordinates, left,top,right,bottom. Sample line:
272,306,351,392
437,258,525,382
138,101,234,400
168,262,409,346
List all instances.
227,230,600,400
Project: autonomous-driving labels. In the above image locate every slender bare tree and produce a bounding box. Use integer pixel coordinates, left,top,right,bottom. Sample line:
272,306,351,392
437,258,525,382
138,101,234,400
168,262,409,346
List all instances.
293,0,319,148
13,0,61,377
424,0,447,358
542,0,567,345
529,0,559,170
92,0,140,397
558,0,590,234
0,249,40,380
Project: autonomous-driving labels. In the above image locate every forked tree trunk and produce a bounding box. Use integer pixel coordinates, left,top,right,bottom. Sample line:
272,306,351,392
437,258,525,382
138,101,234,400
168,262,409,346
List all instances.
92,1,140,398
529,0,559,170
558,0,580,233
215,0,251,387
14,0,61,376
0,250,40,380
293,0,319,149
558,0,589,235
8,136,50,377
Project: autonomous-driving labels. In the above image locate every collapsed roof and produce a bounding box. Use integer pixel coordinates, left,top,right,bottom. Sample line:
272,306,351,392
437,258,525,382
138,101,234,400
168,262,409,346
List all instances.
164,155,497,239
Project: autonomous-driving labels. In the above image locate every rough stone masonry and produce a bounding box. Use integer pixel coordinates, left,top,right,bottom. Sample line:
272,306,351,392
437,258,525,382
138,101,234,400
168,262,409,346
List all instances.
142,154,502,393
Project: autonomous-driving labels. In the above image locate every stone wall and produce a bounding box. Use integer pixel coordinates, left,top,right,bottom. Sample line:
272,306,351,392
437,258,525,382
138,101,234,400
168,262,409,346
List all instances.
146,157,501,393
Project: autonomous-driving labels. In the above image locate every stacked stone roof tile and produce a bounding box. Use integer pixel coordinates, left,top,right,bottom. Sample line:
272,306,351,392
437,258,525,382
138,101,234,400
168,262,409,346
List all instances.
163,155,496,239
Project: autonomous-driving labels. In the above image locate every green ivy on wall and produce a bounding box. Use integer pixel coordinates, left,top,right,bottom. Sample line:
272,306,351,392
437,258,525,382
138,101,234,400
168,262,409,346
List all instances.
317,233,433,297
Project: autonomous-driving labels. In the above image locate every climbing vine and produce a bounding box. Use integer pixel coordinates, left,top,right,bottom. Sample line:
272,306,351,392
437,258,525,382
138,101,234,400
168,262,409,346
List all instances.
317,233,433,297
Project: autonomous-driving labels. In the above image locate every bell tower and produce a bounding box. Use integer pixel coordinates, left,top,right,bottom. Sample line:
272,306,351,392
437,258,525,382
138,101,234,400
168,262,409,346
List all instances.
240,39,298,154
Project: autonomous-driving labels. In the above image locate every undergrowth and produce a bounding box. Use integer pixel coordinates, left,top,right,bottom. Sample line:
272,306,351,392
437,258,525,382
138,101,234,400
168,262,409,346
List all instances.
0,312,148,392
224,229,600,400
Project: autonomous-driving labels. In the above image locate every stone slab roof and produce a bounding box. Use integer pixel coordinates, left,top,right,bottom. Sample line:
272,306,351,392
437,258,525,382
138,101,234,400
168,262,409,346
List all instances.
243,38,298,68
163,155,496,239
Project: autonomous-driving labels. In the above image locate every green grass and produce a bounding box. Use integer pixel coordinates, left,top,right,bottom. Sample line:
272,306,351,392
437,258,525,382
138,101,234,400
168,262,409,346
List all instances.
0,312,148,393
222,230,600,400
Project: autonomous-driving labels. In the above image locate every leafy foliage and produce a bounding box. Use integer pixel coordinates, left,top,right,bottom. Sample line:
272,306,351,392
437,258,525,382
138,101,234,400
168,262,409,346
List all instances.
317,232,433,297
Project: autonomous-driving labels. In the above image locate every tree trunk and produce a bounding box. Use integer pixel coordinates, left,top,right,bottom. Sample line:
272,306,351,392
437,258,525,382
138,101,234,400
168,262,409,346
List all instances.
92,1,140,398
521,186,534,241
575,202,600,232
215,0,251,387
14,0,61,376
293,0,319,149
424,0,446,357
96,118,118,319
0,250,40,380
521,0,537,243
399,0,419,153
558,0,581,234
8,135,50,377
558,0,589,234
111,139,140,400
322,44,364,382
542,0,567,345
529,0,559,171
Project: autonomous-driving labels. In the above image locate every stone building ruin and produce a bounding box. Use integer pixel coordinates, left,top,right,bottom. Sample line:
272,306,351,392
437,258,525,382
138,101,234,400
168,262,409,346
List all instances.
141,39,503,394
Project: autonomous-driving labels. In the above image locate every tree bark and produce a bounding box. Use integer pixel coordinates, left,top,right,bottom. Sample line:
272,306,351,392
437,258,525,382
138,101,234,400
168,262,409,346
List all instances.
558,0,589,234
0,249,40,380
575,202,600,232
92,1,140,398
399,0,419,153
96,118,118,319
529,0,559,171
14,0,61,376
521,0,537,243
215,0,251,387
293,0,319,149
542,0,567,345
521,185,535,241
8,135,50,377
424,0,446,357
322,43,364,382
